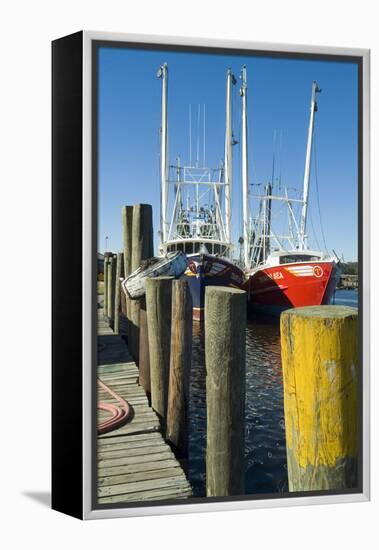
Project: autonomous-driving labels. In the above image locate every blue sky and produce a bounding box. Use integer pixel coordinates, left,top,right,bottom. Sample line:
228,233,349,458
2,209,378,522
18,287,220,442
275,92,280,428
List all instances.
98,46,358,261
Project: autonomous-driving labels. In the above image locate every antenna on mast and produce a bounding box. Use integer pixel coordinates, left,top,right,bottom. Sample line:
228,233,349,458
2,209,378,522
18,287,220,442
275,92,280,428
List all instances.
203,103,206,168
240,65,249,269
224,68,236,246
196,104,200,167
299,81,321,250
189,104,192,166
157,63,169,244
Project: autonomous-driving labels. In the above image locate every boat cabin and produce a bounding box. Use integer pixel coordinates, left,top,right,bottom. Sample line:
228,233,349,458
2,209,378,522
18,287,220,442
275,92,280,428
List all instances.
162,239,231,258
265,249,328,267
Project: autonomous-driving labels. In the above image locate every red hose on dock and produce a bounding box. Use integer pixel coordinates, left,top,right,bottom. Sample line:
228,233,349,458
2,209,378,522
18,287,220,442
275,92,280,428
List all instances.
97,378,133,435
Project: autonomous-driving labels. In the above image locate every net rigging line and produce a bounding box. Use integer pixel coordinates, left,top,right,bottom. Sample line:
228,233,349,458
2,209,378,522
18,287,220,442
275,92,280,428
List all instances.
309,209,322,251
312,123,329,254
236,81,243,243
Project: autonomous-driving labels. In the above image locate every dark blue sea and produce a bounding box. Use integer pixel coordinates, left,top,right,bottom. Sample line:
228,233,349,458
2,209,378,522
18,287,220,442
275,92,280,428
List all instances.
187,288,358,496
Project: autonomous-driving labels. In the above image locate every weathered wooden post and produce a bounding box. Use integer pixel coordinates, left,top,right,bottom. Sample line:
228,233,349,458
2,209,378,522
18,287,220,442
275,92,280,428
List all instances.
114,252,123,335
145,276,173,424
166,280,192,456
120,286,127,317
106,253,116,322
138,297,151,400
105,253,111,318
205,287,246,497
130,204,154,363
122,205,133,277
122,205,133,336
103,252,111,315
280,305,358,492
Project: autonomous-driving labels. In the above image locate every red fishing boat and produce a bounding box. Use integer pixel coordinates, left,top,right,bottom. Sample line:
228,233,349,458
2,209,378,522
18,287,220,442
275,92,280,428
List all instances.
243,251,340,315
240,74,340,315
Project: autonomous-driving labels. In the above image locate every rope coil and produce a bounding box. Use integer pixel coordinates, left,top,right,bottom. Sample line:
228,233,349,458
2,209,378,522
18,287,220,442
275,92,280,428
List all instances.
97,378,133,435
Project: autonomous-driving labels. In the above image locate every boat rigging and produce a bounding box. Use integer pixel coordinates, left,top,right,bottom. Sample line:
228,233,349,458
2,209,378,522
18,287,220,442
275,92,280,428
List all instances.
242,72,340,315
156,63,244,320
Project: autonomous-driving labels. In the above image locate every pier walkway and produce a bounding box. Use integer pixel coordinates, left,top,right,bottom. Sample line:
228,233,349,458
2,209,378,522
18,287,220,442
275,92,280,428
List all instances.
97,303,192,504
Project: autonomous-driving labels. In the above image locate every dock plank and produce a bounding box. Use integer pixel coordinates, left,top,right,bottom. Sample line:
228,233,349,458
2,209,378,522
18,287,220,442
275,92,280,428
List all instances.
97,432,161,447
98,486,191,504
98,450,174,469
98,467,184,487
97,458,181,478
98,444,169,459
98,476,191,498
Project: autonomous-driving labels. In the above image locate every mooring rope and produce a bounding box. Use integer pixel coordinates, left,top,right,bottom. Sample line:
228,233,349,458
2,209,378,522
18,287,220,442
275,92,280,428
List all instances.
97,378,133,435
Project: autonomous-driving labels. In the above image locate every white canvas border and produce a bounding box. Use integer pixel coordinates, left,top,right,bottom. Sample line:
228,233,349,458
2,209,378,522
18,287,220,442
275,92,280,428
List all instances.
81,31,370,520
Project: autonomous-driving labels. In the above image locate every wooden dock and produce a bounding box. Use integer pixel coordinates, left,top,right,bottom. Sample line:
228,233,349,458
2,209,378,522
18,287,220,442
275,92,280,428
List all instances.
97,302,192,504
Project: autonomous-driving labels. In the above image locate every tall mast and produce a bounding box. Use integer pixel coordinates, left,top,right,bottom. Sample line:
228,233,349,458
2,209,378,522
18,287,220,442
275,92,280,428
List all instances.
240,66,249,268
224,68,236,246
299,80,321,250
265,182,272,259
157,63,169,244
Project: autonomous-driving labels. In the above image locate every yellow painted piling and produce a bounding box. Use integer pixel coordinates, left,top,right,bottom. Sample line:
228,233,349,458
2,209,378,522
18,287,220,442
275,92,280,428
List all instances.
280,305,359,492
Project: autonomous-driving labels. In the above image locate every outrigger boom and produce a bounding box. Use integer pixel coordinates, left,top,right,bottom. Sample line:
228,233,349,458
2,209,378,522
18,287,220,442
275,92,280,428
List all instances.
157,63,169,245
300,81,321,250
240,65,250,269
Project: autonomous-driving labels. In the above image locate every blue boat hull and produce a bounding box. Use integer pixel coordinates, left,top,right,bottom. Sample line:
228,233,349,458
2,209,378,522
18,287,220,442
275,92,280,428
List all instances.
180,254,244,320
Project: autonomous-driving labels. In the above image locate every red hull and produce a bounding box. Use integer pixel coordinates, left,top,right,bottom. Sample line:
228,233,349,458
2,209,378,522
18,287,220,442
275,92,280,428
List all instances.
244,261,340,315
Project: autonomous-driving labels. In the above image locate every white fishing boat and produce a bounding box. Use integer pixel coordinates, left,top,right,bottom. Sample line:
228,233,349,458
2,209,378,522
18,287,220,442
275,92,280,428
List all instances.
156,63,245,320
121,251,188,299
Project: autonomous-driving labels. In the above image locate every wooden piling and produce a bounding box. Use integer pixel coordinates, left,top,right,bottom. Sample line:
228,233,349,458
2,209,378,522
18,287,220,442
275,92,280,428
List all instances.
120,286,127,317
106,254,116,322
114,252,123,335
205,286,246,497
130,204,154,363
105,254,111,318
280,305,359,492
131,204,154,270
103,253,111,315
122,206,133,337
166,280,192,456
122,205,134,277
145,276,173,423
138,297,151,399
129,301,139,361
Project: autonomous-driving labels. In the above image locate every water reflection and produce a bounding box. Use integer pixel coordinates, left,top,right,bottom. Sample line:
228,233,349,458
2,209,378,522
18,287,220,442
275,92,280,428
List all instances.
188,318,288,497
187,290,358,497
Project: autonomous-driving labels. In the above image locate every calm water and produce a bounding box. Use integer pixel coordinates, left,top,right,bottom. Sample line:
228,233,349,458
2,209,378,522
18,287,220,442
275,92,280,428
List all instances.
333,288,359,307
187,288,358,497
